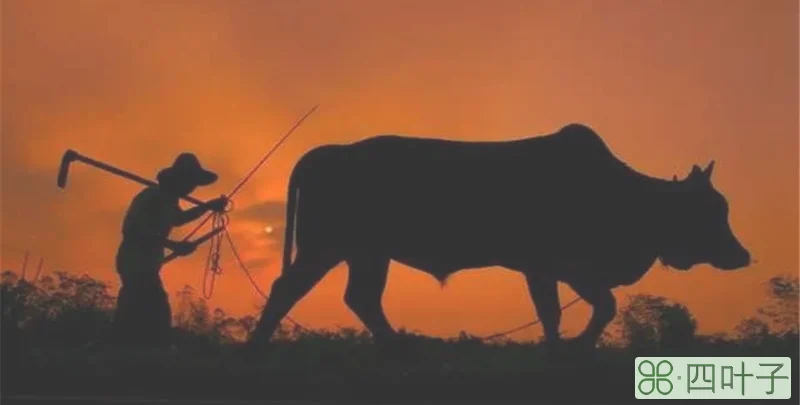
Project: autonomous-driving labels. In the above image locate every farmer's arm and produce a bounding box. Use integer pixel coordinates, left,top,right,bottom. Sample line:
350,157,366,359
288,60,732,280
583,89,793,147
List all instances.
173,196,227,226
163,239,189,251
173,204,209,226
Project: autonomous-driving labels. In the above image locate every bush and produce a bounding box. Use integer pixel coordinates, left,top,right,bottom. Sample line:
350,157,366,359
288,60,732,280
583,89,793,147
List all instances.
2,270,798,356
605,294,698,351
1,270,115,347
735,274,798,344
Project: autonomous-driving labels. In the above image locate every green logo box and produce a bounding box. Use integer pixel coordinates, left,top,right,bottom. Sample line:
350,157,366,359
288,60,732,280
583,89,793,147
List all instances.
635,357,792,400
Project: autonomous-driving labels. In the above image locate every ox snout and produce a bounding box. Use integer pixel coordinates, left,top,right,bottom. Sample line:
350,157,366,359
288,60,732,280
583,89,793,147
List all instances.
712,240,751,271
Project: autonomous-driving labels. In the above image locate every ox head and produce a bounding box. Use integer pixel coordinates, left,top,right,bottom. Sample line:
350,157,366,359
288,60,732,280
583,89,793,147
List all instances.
659,161,751,272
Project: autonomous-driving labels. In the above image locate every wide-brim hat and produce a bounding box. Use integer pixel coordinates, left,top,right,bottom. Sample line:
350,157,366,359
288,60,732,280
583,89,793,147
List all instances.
157,152,218,187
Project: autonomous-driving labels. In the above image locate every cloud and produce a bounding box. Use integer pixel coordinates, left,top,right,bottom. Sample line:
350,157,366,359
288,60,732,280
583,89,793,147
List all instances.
231,200,287,246
235,200,286,223
242,257,273,272
221,220,285,275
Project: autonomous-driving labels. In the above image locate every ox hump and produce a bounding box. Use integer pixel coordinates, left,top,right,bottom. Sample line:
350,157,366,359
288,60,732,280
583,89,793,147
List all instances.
556,123,612,153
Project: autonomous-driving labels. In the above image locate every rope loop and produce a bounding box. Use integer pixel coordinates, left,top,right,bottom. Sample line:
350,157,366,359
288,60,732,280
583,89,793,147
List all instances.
202,211,229,298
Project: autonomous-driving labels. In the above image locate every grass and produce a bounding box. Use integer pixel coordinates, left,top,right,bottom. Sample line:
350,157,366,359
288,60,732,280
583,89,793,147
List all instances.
2,270,799,404
4,329,799,404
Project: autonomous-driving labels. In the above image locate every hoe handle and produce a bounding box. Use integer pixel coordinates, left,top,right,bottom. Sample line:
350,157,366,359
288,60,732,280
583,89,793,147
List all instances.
57,149,206,206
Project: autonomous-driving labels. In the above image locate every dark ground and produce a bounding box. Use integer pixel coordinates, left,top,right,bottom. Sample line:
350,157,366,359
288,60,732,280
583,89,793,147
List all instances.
3,336,799,405
3,272,798,404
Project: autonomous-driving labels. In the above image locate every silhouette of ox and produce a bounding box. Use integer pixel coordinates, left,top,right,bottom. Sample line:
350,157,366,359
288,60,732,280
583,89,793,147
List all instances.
249,123,751,350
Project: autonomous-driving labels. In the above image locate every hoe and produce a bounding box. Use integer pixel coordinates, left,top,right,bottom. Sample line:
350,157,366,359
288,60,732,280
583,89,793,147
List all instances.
56,149,223,262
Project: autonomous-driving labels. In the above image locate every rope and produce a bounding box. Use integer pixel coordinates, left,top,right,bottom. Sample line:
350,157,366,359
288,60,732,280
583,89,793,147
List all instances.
201,213,229,299
199,204,583,339
227,105,319,199
219,221,578,340
167,104,318,321
222,227,307,330
179,105,319,244
174,105,319,325
479,296,584,341
163,104,585,341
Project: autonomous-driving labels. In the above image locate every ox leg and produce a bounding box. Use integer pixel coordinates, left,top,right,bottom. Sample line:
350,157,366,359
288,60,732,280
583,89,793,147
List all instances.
249,253,340,349
524,273,562,347
567,282,616,350
344,256,396,342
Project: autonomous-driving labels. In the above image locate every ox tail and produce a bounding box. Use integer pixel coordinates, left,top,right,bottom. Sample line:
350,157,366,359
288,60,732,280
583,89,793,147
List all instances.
281,162,301,275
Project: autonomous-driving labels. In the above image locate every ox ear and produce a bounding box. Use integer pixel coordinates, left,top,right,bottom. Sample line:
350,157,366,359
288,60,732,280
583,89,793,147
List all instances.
687,164,708,185
703,160,715,180
688,162,714,185
689,164,703,178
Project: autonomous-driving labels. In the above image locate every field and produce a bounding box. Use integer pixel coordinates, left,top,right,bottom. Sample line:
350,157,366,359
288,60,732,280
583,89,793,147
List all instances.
3,330,799,404
2,271,799,404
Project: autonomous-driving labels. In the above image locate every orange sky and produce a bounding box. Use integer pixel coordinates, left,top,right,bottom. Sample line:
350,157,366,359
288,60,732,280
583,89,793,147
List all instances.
1,0,798,341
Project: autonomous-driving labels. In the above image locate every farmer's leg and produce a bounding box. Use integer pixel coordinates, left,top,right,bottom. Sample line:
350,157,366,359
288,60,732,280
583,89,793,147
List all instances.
114,273,162,348
129,274,169,348
126,278,152,347
113,249,146,347
152,275,173,348
111,274,137,347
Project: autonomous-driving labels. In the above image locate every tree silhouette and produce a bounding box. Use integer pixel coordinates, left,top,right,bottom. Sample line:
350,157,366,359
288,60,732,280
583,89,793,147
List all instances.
606,294,698,350
171,284,271,345
736,274,798,342
2,269,797,356
1,270,116,347
734,317,771,344
759,275,799,336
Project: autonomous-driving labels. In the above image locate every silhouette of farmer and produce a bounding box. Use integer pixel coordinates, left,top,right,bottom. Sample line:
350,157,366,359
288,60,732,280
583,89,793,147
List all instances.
111,153,227,348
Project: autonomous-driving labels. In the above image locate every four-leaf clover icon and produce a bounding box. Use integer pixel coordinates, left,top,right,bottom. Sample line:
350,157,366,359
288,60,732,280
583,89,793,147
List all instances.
638,359,674,395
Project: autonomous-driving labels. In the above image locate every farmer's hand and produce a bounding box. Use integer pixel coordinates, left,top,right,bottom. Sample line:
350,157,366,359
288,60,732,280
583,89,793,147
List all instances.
172,241,197,256
207,196,228,213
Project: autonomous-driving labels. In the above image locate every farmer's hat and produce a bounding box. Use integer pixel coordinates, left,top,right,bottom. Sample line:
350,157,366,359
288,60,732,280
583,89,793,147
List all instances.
157,152,218,187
